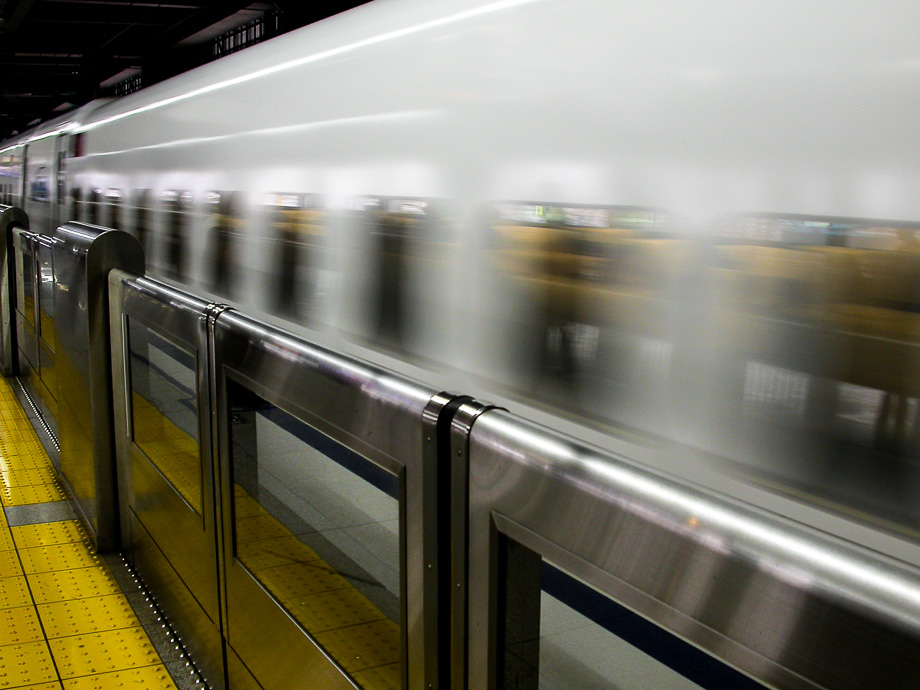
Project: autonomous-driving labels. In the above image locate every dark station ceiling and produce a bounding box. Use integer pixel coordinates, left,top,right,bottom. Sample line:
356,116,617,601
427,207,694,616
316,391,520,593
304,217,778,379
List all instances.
0,0,370,142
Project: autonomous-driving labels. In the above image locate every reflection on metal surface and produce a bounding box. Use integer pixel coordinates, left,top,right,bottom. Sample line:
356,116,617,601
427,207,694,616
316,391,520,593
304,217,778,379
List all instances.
35,235,57,428
110,272,224,689
12,226,58,450
228,380,401,689
53,222,143,551
214,309,439,690
467,408,920,690
0,205,28,376
129,323,201,514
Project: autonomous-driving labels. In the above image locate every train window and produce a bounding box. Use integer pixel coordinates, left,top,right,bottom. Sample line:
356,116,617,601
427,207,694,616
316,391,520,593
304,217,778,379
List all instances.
56,149,67,211
69,186,81,223
365,197,431,350
162,190,192,281
29,167,50,202
87,187,101,224
497,545,742,690
132,189,151,256
226,378,401,690
265,193,324,320
206,191,242,296
106,188,122,230
128,319,202,514
486,202,682,392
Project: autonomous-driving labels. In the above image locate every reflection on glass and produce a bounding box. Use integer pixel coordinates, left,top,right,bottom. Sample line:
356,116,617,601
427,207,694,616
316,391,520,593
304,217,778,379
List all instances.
129,320,201,514
17,243,34,327
37,244,54,349
228,380,401,689
502,553,729,690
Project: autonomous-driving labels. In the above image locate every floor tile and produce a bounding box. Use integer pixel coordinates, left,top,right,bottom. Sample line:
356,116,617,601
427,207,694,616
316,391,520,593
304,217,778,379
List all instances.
49,627,161,679
0,640,57,688
38,594,140,639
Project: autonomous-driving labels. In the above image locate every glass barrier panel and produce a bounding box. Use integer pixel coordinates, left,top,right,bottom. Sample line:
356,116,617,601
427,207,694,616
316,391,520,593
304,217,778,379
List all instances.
128,318,202,514
16,243,34,326
227,379,402,689
37,241,55,349
500,541,765,690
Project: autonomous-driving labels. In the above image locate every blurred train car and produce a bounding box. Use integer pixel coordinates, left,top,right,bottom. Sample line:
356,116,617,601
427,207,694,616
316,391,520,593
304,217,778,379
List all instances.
2,0,920,533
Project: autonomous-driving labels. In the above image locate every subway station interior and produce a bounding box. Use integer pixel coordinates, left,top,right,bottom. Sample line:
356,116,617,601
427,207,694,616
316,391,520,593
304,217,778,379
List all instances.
2,1,920,689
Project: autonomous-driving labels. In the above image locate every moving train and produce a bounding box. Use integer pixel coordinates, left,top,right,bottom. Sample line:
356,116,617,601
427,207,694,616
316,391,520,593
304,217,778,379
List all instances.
2,0,920,533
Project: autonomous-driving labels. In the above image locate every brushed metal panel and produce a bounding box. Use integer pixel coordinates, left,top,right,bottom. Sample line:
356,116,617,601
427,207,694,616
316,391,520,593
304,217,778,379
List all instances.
13,229,37,371
467,410,920,690
0,205,29,376
111,274,222,632
226,645,264,690
130,511,225,690
213,310,441,690
53,222,144,551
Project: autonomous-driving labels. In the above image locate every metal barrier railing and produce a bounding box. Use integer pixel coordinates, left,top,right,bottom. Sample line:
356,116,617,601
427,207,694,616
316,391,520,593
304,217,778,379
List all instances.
0,217,909,690
52,222,143,550
464,408,920,690
212,309,451,690
108,269,225,687
108,269,459,690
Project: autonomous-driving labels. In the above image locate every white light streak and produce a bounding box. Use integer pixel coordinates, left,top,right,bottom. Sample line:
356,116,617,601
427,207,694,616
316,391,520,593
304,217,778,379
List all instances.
81,109,439,158
79,0,540,133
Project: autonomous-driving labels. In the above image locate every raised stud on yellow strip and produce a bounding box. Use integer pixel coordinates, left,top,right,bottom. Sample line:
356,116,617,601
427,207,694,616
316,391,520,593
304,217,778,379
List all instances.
13,521,86,549
62,663,178,689
49,626,161,679
0,640,58,687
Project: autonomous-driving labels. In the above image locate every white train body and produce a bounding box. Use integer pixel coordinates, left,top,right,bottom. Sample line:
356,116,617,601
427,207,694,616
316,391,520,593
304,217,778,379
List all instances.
3,0,920,525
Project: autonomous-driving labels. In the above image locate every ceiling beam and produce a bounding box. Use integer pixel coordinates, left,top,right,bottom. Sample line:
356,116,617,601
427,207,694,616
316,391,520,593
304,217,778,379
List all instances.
0,0,40,33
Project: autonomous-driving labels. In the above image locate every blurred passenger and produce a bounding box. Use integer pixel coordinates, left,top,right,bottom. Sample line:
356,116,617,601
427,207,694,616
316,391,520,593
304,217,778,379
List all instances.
266,194,324,322
132,190,151,258
162,190,191,282
373,210,409,348
68,187,81,224
364,198,441,353
86,188,99,224
106,188,122,230
898,227,920,253
207,191,241,296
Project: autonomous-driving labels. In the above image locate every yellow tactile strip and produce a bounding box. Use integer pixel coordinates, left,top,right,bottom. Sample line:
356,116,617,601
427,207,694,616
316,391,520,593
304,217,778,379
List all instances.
234,482,401,689
0,378,178,690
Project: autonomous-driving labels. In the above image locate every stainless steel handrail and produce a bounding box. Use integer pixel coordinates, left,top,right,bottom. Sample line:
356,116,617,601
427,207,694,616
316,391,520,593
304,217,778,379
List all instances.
466,408,920,690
